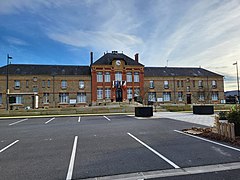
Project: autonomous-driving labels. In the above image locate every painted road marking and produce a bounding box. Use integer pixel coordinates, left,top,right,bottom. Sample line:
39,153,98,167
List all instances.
0,140,19,153
84,161,240,180
66,136,78,180
103,116,111,121
45,117,55,124
127,132,180,169
174,130,240,152
78,116,81,123
9,119,28,126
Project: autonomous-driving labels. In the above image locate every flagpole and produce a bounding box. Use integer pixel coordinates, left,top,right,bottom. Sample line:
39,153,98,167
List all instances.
233,61,240,103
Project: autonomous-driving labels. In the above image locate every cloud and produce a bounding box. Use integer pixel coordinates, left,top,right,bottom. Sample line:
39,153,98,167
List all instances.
5,36,28,46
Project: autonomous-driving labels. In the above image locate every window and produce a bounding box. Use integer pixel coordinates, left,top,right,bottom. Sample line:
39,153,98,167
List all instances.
14,80,20,89
47,80,50,88
177,80,183,88
134,72,139,82
97,88,103,99
115,72,122,81
150,80,154,88
43,93,49,104
0,93,2,104
126,72,132,82
61,80,67,89
79,80,84,89
148,92,156,102
164,80,169,89
26,80,29,88
127,88,133,99
212,80,217,88
187,86,190,92
105,88,111,99
198,80,203,88
212,92,219,101
77,93,86,103
163,92,171,101
134,88,140,97
15,95,23,104
105,72,110,82
199,92,205,101
59,93,69,103
33,85,38,92
186,78,190,82
42,80,45,88
97,72,103,82
178,92,183,101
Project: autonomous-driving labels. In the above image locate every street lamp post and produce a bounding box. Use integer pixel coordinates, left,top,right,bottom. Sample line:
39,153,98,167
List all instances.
6,54,13,110
233,61,240,103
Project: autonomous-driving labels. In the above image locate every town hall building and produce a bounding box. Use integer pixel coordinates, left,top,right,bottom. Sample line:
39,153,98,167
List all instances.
0,51,224,110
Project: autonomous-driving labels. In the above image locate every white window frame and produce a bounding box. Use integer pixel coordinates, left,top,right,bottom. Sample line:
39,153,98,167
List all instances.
97,88,103,99
115,72,122,81
134,88,140,97
134,72,139,82
212,92,219,101
77,92,86,103
105,88,111,99
212,80,217,88
105,72,110,82
126,72,132,82
79,80,84,89
59,93,69,103
150,80,154,88
164,80,169,89
14,80,20,89
163,92,171,101
97,72,103,82
61,80,67,89
178,92,183,101
148,92,156,102
15,95,23,104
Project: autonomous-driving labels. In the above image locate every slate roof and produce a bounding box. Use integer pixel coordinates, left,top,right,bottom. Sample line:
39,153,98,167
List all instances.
92,52,144,66
0,64,91,76
144,67,223,77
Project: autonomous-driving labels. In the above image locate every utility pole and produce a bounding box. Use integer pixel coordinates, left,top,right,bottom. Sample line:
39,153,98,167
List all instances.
233,61,240,103
6,54,12,111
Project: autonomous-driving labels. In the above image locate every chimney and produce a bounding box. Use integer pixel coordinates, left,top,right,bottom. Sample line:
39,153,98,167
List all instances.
135,53,139,63
90,52,93,65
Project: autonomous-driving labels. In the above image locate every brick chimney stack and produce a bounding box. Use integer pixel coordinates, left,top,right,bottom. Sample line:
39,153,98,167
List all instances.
135,53,139,63
90,52,93,65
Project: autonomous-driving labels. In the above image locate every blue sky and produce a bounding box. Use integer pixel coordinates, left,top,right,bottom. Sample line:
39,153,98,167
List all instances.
0,0,240,91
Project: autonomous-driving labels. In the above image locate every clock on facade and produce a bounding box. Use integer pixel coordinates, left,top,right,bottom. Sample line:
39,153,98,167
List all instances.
116,60,121,66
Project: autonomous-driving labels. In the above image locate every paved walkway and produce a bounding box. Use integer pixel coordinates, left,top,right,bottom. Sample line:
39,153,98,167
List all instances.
132,112,216,127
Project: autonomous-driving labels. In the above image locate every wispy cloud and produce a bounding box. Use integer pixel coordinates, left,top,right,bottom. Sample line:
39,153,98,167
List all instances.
5,36,28,46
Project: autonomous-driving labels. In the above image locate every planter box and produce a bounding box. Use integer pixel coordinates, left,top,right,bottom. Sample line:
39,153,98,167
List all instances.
135,107,153,117
235,124,240,136
193,105,214,115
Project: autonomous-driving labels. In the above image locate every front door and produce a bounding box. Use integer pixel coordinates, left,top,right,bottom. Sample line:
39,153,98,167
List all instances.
187,94,191,104
116,88,122,102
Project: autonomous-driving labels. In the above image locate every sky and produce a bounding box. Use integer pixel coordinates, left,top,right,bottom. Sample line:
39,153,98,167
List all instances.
0,0,240,91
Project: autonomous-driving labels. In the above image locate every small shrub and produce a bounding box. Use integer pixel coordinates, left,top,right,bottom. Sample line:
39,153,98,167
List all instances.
227,105,240,125
218,111,228,120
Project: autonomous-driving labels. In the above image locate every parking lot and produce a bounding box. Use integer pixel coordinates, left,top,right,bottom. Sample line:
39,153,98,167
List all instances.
1,114,240,180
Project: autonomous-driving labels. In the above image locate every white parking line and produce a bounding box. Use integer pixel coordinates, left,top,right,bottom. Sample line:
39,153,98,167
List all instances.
78,116,81,123
127,132,180,169
66,136,78,180
45,117,55,124
174,130,240,152
0,140,19,153
103,116,111,121
9,118,28,126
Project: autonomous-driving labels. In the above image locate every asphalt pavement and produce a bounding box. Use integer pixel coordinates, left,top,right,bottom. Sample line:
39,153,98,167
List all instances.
1,113,240,180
